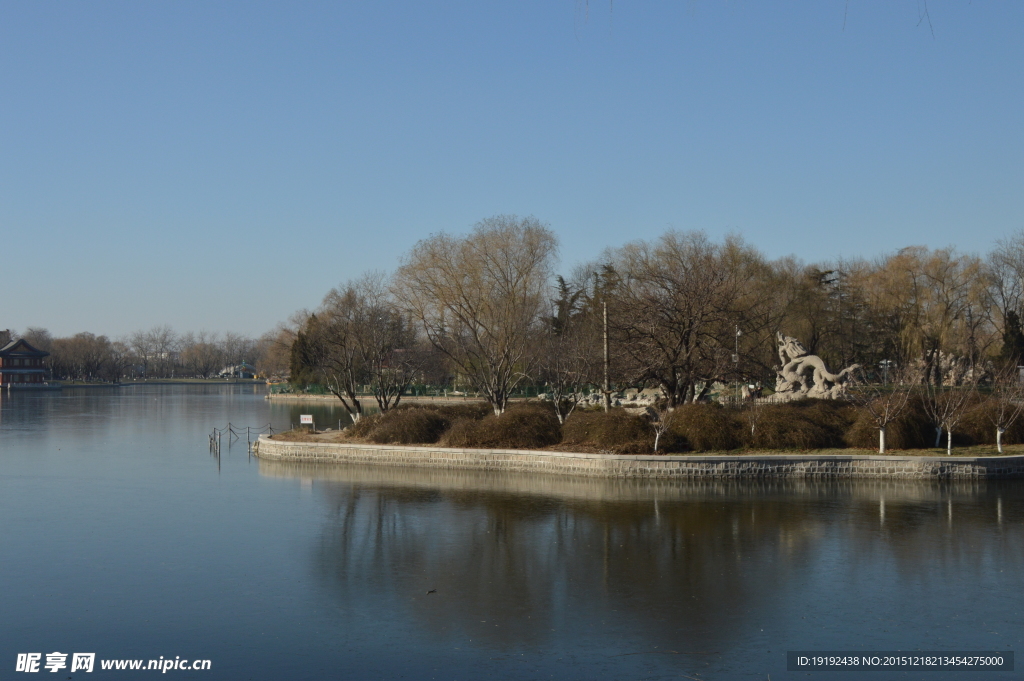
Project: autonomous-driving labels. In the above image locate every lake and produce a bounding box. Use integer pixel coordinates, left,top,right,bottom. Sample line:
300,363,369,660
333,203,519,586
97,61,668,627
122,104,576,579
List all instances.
2,384,1021,679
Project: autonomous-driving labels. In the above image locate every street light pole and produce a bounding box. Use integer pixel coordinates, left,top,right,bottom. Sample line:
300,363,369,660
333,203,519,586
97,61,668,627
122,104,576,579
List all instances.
734,325,742,403
603,301,611,413
879,359,892,386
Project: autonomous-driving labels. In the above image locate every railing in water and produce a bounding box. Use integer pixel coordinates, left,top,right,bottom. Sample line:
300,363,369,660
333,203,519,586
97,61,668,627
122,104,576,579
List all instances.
209,422,275,456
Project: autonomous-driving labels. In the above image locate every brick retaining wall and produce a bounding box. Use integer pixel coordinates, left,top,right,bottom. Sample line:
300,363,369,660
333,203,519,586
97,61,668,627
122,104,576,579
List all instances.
254,436,1024,480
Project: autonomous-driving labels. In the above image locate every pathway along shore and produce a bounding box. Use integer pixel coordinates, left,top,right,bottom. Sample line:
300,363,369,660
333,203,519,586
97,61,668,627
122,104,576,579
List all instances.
254,435,1024,480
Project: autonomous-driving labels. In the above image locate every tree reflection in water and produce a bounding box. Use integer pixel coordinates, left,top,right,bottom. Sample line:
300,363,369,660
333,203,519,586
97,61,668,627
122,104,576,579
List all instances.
261,462,1024,671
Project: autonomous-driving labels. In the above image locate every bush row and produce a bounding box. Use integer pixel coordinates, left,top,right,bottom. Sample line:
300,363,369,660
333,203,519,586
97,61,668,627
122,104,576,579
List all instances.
340,398,1024,453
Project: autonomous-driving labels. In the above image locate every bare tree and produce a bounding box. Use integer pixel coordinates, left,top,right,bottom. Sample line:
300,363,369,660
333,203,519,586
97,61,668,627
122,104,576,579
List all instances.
649,403,673,453
214,332,257,376
395,215,558,415
607,231,772,406
49,332,118,381
298,303,366,421
255,322,300,380
179,331,223,378
987,230,1024,327
537,275,601,423
295,272,423,420
148,326,179,377
921,367,980,455
847,366,919,454
864,247,992,386
129,329,157,377
20,327,53,353
102,340,131,382
744,396,767,440
987,365,1024,454
348,272,422,413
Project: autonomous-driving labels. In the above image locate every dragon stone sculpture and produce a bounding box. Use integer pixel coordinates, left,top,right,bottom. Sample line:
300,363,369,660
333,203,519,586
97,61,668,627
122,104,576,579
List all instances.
772,332,859,401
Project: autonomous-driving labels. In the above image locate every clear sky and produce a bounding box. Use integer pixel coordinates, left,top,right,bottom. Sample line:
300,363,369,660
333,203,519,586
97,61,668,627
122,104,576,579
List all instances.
2,1,1021,338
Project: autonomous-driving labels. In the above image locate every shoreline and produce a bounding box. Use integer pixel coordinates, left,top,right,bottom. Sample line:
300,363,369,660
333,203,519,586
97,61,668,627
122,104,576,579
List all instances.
58,379,264,388
254,435,1024,480
264,393,485,403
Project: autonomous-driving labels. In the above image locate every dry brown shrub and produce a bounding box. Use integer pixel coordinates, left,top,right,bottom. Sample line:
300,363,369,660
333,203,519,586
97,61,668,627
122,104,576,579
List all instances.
668,403,741,451
346,413,382,439
439,418,479,448
367,408,449,444
562,408,656,453
743,399,855,450
844,396,933,449
957,398,1024,445
800,399,860,443
560,409,606,444
397,402,492,421
439,403,562,449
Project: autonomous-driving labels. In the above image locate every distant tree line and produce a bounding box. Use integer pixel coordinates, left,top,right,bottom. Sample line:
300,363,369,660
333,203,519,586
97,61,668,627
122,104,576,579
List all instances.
8,326,287,382
284,215,1024,420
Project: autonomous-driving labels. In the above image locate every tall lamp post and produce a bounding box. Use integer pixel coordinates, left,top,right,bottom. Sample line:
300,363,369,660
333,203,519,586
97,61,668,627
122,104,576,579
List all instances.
879,359,893,386
733,326,742,403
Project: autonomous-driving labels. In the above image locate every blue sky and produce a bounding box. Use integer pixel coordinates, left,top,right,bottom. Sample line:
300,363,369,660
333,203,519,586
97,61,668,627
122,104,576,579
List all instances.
2,1,1021,337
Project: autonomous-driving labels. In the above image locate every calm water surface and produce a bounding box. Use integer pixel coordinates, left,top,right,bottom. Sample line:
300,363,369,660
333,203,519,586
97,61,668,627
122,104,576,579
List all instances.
1,385,1022,680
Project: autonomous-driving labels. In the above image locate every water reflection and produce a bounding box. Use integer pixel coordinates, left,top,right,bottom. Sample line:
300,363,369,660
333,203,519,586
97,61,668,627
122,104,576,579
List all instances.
261,461,1024,667
2,384,1020,679
266,399,378,432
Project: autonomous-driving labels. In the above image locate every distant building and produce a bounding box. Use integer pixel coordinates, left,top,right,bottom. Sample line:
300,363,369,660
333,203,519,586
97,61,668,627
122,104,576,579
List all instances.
0,338,49,386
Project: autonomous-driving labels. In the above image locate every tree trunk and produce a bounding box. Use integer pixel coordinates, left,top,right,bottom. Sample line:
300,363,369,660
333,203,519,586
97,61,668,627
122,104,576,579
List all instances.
946,428,952,456
997,427,1005,454
879,426,886,455
934,427,943,448
491,388,506,416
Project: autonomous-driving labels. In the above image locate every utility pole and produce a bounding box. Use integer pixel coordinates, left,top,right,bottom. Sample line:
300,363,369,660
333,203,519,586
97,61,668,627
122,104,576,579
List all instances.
603,301,611,412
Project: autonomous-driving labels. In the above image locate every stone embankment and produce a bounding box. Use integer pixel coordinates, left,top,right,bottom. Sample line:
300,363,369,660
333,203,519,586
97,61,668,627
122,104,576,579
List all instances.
254,435,1024,480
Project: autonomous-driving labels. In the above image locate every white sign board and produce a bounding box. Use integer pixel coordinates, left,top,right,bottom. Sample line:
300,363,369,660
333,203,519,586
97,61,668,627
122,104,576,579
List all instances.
299,415,314,424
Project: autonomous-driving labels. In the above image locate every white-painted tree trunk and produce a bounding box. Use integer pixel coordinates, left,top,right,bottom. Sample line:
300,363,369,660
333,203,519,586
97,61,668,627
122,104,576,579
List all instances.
997,427,1005,454
946,429,952,456
879,426,886,455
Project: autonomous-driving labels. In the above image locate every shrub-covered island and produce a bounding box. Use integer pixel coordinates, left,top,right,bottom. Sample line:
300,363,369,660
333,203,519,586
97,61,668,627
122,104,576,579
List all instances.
271,398,1024,456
